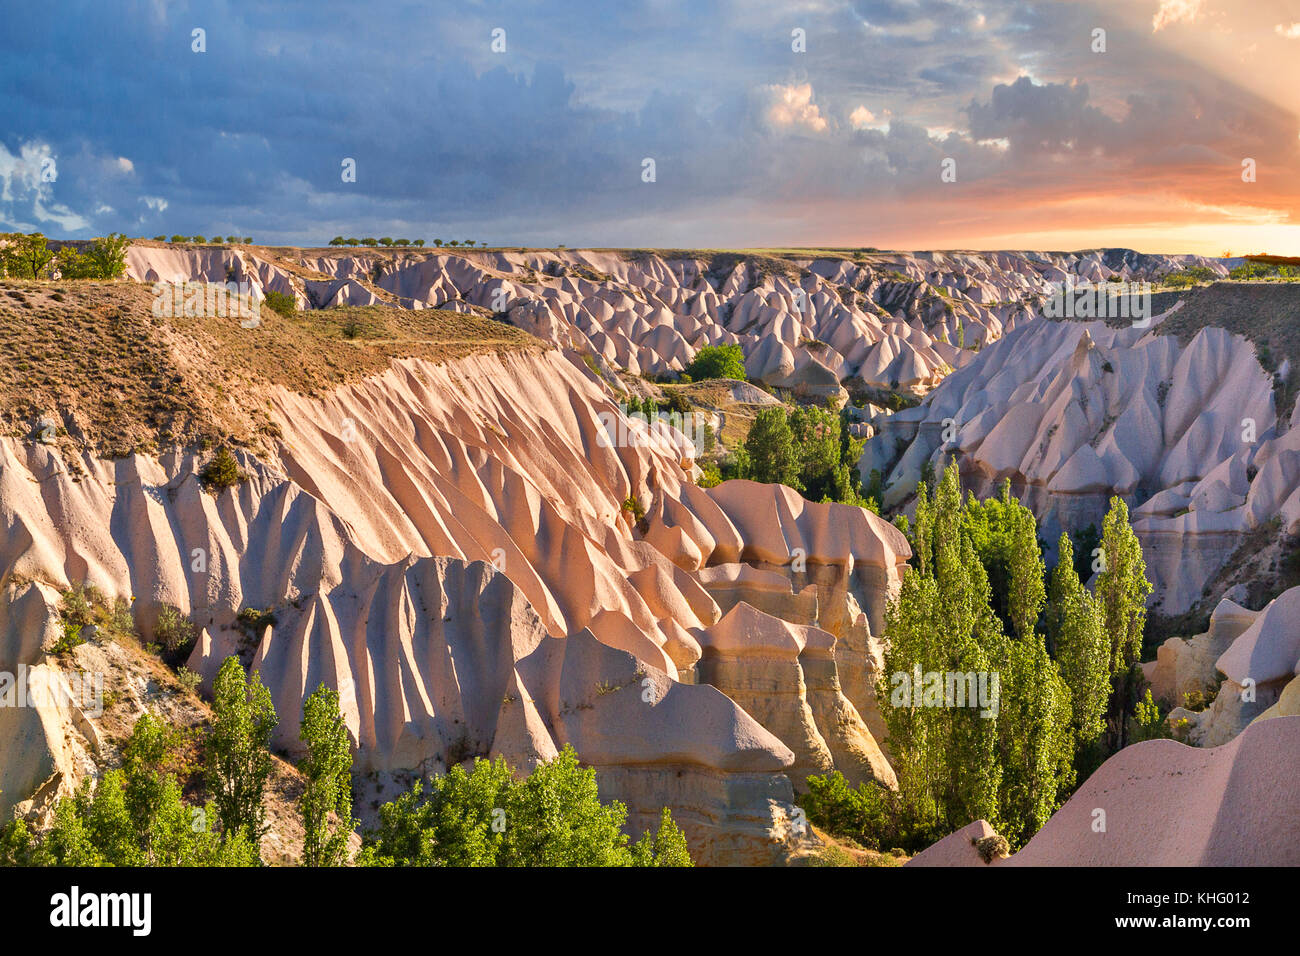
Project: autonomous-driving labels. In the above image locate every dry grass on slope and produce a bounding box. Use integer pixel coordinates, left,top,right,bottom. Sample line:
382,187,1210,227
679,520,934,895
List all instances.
1154,281,1300,421
0,279,545,460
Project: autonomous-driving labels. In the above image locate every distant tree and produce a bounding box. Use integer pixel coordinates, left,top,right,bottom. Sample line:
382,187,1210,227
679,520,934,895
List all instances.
153,235,167,241
191,235,207,244
299,683,356,867
448,240,460,247
744,407,799,487
79,233,131,279
378,237,393,247
394,238,410,246
169,235,186,244
205,657,277,843
360,237,378,247
210,236,224,245
241,237,253,244
413,239,425,247
5,233,55,279
328,236,345,246
344,238,360,246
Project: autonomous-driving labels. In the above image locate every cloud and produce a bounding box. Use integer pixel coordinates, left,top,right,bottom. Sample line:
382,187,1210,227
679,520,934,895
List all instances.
1152,0,1205,32
763,84,828,133
1276,23,1300,40
850,105,879,129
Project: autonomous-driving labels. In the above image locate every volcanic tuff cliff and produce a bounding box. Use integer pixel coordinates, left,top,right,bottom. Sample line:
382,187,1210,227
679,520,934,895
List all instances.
0,274,910,864
3,244,1289,866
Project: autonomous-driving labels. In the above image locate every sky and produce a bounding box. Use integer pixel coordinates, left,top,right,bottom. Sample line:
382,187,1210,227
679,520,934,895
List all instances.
2,0,1299,255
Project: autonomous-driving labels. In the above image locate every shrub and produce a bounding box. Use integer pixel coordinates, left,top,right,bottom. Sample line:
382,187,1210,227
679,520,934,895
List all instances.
51,620,86,655
974,833,1010,863
199,447,244,492
177,667,202,692
262,290,297,318
359,746,692,867
685,344,747,381
155,604,196,655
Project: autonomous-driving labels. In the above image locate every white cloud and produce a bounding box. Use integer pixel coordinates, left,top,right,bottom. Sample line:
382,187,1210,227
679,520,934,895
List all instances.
141,195,169,213
764,83,828,133
1276,23,1300,39
850,105,877,129
1152,0,1205,33
114,157,135,174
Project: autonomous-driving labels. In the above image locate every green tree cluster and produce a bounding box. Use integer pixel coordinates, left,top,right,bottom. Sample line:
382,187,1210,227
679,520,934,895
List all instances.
877,468,1142,849
358,746,691,867
684,343,747,381
735,405,875,509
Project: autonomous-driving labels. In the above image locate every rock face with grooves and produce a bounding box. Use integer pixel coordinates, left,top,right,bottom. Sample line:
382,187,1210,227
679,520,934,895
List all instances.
0,344,910,863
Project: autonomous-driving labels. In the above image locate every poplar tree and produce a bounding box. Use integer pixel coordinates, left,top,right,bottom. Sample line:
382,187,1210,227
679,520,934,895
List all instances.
1095,497,1153,749
299,683,357,866
1048,534,1110,746
206,656,277,842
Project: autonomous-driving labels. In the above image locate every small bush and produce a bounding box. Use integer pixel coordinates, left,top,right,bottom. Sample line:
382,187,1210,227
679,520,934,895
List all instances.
974,833,1010,863
176,667,203,692
155,604,196,655
262,290,297,318
51,620,85,656
199,447,244,492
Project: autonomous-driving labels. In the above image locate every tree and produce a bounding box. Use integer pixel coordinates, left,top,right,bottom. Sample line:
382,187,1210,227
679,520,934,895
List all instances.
1095,497,1153,750
413,239,425,247
81,233,131,279
880,465,1077,849
299,683,356,867
1047,534,1110,748
963,481,1045,641
210,236,225,245
206,656,277,842
789,405,839,500
744,407,799,487
378,237,393,246
629,808,693,866
1,714,258,866
328,236,345,246
358,747,691,866
395,238,410,246
344,237,360,246
192,235,207,244
170,234,187,244
153,235,166,241
684,343,746,381
432,239,442,247
5,233,55,279
360,237,377,246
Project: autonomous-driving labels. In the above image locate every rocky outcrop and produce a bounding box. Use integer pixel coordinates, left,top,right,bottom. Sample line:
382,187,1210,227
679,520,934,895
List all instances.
909,715,1300,866
861,312,1286,615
